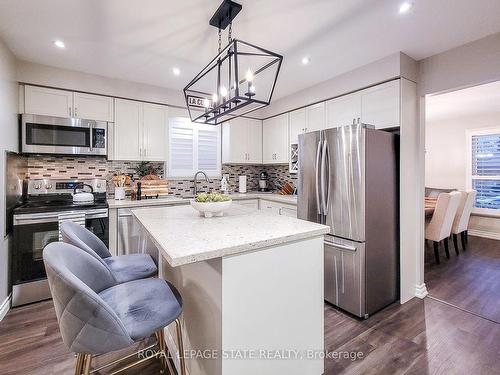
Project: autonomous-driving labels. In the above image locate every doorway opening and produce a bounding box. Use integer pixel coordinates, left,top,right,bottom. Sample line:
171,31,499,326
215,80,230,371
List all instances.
424,80,500,323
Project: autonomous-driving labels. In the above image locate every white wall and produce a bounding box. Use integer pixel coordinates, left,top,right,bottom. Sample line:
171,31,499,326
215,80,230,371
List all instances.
17,60,185,108
426,112,500,238
426,112,500,190
419,32,500,96
0,38,18,315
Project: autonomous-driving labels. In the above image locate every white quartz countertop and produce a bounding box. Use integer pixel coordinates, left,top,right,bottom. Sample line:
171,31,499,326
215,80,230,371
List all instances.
132,204,328,267
108,192,297,209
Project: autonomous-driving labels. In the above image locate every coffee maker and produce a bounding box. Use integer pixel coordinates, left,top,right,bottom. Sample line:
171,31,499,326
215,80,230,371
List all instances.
258,171,269,192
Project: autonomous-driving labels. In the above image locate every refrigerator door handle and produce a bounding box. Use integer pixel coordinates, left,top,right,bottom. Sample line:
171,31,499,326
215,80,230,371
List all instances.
322,139,331,214
324,239,357,252
315,140,322,215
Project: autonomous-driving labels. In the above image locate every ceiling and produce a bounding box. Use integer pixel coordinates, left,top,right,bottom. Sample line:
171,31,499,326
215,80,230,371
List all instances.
1,0,500,100
426,80,500,122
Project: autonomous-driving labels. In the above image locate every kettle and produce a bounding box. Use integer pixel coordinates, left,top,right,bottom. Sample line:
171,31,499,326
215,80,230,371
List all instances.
72,183,94,204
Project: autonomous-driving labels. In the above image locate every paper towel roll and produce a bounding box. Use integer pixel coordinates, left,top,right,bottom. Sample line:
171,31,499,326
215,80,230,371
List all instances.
239,175,247,193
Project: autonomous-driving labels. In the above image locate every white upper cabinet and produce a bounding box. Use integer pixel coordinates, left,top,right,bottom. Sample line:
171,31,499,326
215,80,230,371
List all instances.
142,103,168,161
73,92,114,122
289,104,326,144
222,117,262,164
222,118,248,163
247,119,263,163
113,99,142,161
326,92,361,129
263,113,289,164
24,86,73,118
113,99,168,161
24,85,115,121
289,108,306,145
305,102,326,133
361,80,400,129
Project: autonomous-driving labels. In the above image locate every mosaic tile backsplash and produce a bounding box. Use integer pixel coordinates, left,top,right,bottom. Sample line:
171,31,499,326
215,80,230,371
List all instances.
26,156,297,197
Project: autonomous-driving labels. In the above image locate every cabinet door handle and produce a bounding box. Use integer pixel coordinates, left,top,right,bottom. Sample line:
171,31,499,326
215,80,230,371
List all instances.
69,107,72,117
74,107,78,117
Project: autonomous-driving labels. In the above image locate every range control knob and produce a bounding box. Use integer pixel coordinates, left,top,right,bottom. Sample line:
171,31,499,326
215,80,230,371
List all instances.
33,183,41,189
45,184,53,190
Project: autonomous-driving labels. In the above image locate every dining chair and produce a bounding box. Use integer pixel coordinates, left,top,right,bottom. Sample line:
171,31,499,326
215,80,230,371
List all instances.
425,191,461,264
60,220,157,284
451,190,477,253
43,242,186,375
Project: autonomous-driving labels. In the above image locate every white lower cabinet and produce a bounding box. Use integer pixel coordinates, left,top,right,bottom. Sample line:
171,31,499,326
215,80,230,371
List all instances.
263,113,289,163
260,199,297,217
235,199,260,210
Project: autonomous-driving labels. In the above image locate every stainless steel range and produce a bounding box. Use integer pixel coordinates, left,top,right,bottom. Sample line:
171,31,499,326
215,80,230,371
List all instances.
11,178,108,306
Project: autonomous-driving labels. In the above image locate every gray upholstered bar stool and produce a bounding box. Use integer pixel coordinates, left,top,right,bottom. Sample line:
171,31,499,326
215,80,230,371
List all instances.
43,242,186,375
60,221,157,283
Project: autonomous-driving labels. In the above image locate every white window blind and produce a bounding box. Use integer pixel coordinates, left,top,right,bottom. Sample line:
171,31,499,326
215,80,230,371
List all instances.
168,118,221,178
468,129,500,210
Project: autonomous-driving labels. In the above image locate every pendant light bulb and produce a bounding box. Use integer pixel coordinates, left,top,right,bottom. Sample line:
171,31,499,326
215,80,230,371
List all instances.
212,93,218,103
245,69,254,83
249,85,256,93
203,98,210,108
219,86,228,97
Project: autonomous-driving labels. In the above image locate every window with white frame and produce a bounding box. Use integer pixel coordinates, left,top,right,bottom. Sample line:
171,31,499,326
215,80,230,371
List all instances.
168,117,221,178
467,128,500,211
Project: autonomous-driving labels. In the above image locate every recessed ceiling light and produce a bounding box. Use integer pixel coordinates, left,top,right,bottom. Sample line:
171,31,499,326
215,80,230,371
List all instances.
54,40,65,49
399,2,413,14
172,67,181,76
301,56,311,65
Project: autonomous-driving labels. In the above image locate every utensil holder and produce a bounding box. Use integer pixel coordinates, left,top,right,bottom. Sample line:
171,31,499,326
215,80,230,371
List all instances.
114,187,126,200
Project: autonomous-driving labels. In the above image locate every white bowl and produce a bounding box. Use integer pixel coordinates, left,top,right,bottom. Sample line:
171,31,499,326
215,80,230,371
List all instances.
190,199,232,218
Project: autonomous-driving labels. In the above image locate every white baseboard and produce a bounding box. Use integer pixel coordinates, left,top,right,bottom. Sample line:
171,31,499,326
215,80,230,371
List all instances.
0,295,11,321
468,229,500,241
415,283,428,299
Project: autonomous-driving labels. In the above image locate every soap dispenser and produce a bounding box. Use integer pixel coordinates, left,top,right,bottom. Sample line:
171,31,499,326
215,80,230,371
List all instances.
220,175,228,193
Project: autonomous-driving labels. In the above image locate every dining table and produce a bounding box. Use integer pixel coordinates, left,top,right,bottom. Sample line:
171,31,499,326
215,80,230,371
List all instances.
425,197,437,217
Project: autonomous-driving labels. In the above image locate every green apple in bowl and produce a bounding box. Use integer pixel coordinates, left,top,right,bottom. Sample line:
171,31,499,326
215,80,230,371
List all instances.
191,192,232,217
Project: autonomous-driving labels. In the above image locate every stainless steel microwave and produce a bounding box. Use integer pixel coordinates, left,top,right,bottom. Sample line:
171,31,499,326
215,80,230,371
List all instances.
21,114,109,156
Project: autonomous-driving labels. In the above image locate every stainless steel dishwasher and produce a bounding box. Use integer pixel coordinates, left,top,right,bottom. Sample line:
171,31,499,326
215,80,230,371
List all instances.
117,208,158,262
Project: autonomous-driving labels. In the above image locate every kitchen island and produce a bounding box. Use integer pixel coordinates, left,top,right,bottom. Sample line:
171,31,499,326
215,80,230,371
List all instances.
132,204,329,375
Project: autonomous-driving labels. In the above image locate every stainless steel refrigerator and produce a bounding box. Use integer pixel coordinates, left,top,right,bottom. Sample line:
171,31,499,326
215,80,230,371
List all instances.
298,124,399,318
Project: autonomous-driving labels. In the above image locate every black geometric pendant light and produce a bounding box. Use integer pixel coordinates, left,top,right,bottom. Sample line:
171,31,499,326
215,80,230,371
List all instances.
183,0,283,125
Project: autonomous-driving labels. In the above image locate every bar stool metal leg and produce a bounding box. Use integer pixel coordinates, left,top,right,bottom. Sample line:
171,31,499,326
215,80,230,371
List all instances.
82,354,92,375
156,329,175,375
74,353,85,375
174,318,187,375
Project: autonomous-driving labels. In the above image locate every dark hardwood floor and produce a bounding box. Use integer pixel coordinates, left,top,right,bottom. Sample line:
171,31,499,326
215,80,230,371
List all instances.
1,297,499,374
425,235,500,323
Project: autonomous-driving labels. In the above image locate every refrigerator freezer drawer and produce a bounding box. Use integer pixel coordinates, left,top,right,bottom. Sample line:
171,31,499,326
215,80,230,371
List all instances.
324,238,366,317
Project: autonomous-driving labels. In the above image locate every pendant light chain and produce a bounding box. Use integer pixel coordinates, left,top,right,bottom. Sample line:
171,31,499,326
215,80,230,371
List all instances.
218,27,222,53
228,22,233,43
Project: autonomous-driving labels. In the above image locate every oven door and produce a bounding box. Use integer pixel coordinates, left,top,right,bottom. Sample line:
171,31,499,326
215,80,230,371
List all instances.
21,114,107,156
11,209,108,305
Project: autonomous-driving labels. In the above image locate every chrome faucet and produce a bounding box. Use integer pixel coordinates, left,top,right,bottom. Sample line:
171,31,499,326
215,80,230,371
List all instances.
193,171,211,195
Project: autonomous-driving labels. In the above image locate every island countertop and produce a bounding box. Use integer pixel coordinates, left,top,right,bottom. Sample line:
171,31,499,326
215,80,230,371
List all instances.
132,204,329,267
